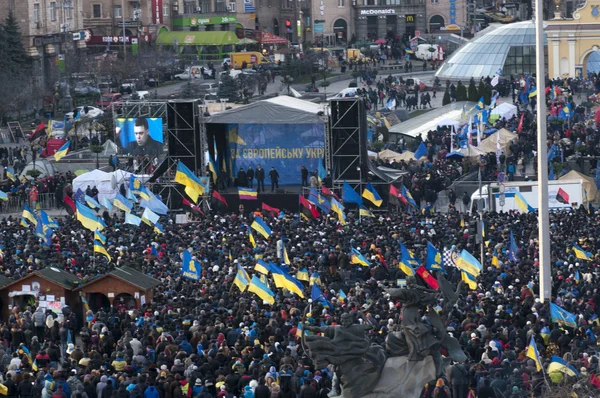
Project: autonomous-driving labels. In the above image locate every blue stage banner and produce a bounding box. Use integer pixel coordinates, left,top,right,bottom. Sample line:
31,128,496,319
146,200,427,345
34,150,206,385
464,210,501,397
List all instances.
227,123,324,186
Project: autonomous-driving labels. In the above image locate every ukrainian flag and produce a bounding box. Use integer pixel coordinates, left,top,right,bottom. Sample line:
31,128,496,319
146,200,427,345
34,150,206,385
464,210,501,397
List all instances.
270,263,286,289
362,183,382,207
94,240,111,262
20,218,29,228
309,272,321,286
101,197,113,211
0,191,7,201
330,198,346,225
283,246,291,265
127,189,138,203
94,231,106,245
547,355,579,377
175,161,206,197
525,335,542,372
233,264,250,292
426,241,443,271
185,186,200,203
399,260,415,277
5,167,16,182
296,268,309,281
54,141,70,162
359,206,375,218
255,259,271,274
280,269,305,298
141,207,160,226
318,160,327,184
84,195,101,209
251,216,272,239
461,271,477,290
208,153,218,184
338,289,347,303
514,191,534,213
76,202,103,231
113,193,133,213
22,204,37,225
228,127,246,145
573,243,592,260
574,270,581,284
475,96,485,110
247,226,256,248
540,326,551,344
154,222,164,234
492,249,500,268
455,249,482,277
350,248,370,267
248,275,275,304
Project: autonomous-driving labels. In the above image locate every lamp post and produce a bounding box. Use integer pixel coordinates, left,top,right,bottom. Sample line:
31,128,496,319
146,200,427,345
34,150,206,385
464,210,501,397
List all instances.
534,0,551,302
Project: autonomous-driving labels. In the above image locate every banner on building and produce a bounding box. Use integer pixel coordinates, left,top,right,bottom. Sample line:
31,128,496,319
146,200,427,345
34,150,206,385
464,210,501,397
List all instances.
244,0,256,13
152,0,163,25
131,38,138,55
57,54,65,73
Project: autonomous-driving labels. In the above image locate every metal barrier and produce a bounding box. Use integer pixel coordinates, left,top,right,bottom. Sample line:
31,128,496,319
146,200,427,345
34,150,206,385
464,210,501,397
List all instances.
0,192,57,213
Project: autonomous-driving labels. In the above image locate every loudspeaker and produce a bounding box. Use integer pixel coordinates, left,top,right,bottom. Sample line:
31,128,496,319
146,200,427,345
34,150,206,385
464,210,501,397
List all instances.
167,100,201,172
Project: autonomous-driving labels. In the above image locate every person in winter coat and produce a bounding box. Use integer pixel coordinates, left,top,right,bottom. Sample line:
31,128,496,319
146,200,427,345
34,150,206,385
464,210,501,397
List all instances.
255,165,265,192
247,167,255,189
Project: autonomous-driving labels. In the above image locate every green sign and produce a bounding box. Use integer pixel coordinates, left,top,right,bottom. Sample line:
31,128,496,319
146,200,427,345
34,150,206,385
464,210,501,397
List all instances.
131,38,139,56
57,54,65,73
173,15,237,28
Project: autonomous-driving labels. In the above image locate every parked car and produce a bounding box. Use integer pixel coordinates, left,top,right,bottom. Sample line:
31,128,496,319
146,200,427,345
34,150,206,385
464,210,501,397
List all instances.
97,93,124,110
198,82,219,94
65,105,104,120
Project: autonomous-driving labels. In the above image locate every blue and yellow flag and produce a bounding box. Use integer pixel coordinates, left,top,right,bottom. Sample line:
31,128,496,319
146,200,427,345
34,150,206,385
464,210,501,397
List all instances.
251,216,272,239
175,161,206,197
350,248,370,267
309,271,322,286
22,204,37,226
54,141,70,162
94,230,106,245
296,268,309,281
255,259,270,275
113,193,133,213
492,248,500,268
76,202,103,231
400,242,420,268
475,96,485,110
248,275,275,304
311,283,331,308
233,264,250,292
462,271,477,290
525,335,542,372
154,222,164,234
0,190,8,201
20,218,29,228
182,250,201,280
508,230,519,262
338,289,347,303
514,191,534,213
362,183,382,207
399,260,415,277
141,207,160,226
574,270,581,284
280,269,304,298
426,241,443,271
40,210,59,229
5,167,16,182
455,249,482,276
84,195,101,209
100,197,113,211
401,185,417,208
94,240,111,262
547,355,579,376
573,243,592,260
550,302,577,328
342,181,363,205
330,197,346,225
318,160,327,184
359,206,375,218
125,213,141,226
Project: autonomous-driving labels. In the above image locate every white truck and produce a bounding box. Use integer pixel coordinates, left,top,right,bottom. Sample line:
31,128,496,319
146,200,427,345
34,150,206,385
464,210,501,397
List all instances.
415,44,445,61
469,180,585,214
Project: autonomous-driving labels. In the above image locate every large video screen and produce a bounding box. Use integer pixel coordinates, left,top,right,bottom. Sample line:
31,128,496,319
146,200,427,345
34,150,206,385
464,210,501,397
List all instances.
116,118,164,157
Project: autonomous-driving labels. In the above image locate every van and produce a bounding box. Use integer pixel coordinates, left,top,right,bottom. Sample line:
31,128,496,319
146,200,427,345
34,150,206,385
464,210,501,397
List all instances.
229,52,270,69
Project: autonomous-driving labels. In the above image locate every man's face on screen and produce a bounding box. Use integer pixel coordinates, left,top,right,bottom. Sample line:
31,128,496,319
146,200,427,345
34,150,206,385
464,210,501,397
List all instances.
134,125,149,146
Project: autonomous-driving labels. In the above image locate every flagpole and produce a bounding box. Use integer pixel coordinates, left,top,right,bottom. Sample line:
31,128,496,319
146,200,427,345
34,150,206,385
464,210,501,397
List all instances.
534,0,551,303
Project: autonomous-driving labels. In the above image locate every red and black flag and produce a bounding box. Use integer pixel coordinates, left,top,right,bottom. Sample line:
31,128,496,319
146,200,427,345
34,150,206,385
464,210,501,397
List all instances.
183,198,204,215
556,188,570,205
262,202,280,215
211,190,228,208
63,195,76,216
389,185,400,205
299,194,319,219
321,186,340,202
416,266,439,290
29,121,46,142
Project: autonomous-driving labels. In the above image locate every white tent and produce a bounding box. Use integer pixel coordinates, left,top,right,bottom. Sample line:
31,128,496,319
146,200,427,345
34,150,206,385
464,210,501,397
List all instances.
490,103,518,120
102,140,118,156
72,169,110,195
559,170,598,201
19,159,56,179
478,128,518,154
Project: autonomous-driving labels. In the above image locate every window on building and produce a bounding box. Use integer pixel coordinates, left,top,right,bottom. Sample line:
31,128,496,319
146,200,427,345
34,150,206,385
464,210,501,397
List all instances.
114,5,122,18
431,0,438,3
215,0,227,12
386,0,400,4
33,3,40,23
163,4,169,16
338,0,344,6
50,2,56,20
229,2,236,12
66,5,72,18
200,0,211,13
92,4,101,18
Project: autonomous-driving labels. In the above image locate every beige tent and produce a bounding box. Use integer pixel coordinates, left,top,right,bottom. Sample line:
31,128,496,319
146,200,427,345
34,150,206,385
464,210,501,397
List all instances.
559,170,598,201
378,149,421,163
458,144,485,159
478,128,518,154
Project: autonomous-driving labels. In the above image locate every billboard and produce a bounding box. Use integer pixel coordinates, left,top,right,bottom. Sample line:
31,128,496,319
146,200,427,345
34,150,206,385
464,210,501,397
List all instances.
116,118,164,157
227,123,324,186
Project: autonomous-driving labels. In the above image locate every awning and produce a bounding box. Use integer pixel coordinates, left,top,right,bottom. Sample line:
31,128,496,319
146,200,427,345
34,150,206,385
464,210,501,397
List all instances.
156,31,239,46
254,31,289,45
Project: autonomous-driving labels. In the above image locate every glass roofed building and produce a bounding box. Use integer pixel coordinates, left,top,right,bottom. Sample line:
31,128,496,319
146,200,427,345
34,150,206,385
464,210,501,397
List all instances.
435,21,547,81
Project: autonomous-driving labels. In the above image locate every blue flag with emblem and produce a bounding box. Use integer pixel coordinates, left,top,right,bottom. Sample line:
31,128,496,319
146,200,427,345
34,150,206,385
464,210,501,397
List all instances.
182,250,201,281
426,241,443,271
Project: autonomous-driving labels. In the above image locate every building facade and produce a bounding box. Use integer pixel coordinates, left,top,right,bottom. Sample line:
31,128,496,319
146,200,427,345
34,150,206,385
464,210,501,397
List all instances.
82,0,171,46
0,0,86,87
309,0,352,46
353,0,427,42
425,0,467,33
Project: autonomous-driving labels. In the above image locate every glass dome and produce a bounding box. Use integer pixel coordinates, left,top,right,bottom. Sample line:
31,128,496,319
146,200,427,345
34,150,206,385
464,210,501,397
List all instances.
436,21,547,81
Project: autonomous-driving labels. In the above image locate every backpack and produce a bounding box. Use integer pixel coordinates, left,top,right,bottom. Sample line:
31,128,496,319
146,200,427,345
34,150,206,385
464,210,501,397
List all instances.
433,386,449,398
